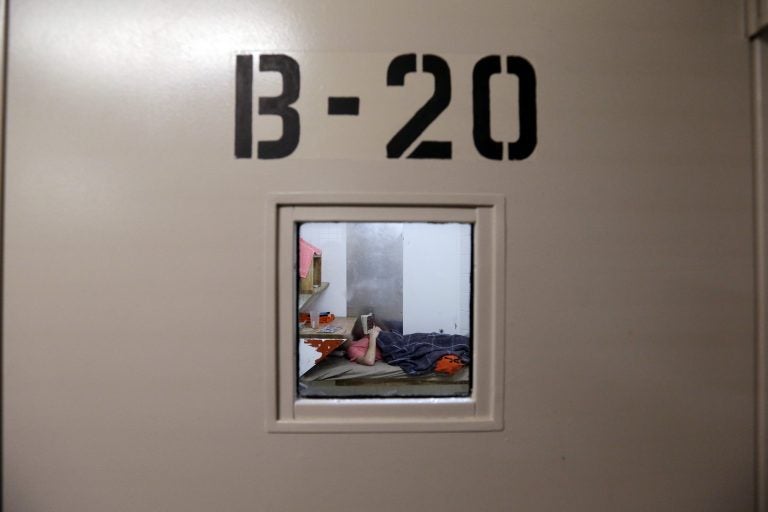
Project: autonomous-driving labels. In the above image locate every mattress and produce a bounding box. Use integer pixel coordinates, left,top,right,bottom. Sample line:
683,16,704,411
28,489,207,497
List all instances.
298,356,471,398
301,356,469,382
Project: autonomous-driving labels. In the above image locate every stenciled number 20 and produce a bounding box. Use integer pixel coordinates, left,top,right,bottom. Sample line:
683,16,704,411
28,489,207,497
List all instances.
234,53,536,160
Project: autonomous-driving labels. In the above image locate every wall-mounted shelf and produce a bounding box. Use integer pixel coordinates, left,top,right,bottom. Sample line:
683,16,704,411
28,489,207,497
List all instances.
298,282,329,311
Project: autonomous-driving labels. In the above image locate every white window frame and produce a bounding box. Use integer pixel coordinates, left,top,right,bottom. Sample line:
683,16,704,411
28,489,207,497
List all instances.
264,193,506,432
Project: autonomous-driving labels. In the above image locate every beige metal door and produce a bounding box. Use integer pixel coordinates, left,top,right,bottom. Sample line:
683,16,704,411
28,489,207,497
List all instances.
3,1,760,511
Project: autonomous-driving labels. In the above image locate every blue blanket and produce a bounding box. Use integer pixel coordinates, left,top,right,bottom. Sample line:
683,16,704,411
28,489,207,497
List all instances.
376,331,471,375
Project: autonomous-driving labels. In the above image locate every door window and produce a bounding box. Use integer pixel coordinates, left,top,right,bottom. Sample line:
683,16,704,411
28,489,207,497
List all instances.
296,222,472,398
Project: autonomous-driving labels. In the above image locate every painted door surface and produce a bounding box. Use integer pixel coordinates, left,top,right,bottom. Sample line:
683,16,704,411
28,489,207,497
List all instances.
3,1,757,511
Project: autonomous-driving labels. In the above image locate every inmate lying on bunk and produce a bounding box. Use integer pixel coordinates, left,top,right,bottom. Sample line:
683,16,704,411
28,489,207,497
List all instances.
299,321,471,398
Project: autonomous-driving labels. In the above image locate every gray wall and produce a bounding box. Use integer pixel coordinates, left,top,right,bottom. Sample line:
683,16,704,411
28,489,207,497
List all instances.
346,223,403,327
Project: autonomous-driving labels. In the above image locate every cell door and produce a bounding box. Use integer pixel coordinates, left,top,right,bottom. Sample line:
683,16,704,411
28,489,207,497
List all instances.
3,1,759,511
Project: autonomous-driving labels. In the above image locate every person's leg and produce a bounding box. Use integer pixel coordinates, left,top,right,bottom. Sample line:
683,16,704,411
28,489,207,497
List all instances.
355,326,381,366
